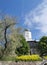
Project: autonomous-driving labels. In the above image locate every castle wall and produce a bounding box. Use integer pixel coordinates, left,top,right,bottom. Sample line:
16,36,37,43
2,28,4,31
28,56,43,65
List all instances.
27,41,38,54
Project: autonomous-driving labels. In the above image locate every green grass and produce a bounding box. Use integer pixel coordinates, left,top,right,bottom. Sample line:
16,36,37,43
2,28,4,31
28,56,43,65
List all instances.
43,56,47,60
0,56,16,61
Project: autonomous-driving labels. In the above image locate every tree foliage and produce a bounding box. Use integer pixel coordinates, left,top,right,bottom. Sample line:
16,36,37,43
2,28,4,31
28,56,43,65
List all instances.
38,36,47,56
8,29,23,55
0,15,30,57
0,15,22,56
15,35,30,56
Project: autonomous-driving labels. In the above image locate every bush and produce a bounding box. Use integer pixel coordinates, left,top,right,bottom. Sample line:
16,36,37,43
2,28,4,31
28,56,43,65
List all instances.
15,35,30,56
44,56,47,60
16,54,42,61
38,36,47,56
0,56,16,61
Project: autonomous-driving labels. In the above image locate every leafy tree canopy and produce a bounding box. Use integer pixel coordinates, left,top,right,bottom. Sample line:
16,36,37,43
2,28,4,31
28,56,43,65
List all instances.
15,35,30,56
38,36,47,56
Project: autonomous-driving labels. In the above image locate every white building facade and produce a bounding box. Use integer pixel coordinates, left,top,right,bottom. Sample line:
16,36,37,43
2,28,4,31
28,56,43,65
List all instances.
24,30,32,41
24,30,38,54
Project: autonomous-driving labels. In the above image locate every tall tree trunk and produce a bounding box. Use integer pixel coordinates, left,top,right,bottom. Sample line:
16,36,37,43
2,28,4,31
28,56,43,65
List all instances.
4,28,7,49
0,28,8,58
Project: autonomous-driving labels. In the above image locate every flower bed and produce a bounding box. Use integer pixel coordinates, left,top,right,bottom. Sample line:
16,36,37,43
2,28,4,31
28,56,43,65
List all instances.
16,54,42,61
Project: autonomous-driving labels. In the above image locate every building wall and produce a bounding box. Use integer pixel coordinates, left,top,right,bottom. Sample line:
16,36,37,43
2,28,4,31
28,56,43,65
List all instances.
24,30,39,54
27,41,38,54
24,31,32,41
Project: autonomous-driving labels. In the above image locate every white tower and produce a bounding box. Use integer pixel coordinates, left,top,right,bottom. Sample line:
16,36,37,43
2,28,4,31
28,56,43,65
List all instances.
24,30,32,41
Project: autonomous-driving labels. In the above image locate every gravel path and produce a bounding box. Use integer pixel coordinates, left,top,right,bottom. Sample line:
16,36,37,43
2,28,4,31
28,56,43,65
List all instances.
0,61,36,65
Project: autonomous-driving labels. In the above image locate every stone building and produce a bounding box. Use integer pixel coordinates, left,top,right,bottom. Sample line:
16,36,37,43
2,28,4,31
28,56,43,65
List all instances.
24,30,38,54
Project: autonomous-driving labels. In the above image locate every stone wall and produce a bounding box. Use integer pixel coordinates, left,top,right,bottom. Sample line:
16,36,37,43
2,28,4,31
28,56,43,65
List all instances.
0,61,36,65
0,60,47,65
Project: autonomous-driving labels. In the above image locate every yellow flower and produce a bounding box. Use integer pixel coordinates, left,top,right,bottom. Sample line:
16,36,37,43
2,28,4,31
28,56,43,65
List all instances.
16,54,42,61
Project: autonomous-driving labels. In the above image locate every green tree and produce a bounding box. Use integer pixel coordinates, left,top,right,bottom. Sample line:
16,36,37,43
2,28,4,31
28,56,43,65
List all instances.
8,29,23,55
15,35,30,56
38,36,47,56
0,45,4,57
0,16,20,56
0,15,25,57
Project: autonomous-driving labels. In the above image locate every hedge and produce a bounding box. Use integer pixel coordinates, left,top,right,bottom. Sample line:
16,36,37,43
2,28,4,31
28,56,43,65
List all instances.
16,54,42,61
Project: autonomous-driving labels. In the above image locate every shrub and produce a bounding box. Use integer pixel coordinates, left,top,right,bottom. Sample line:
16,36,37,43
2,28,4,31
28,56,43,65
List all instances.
44,56,47,60
0,56,16,61
15,35,30,56
16,54,42,61
37,36,47,56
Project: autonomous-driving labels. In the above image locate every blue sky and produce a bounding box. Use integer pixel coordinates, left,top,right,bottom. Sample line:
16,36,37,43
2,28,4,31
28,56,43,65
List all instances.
0,0,47,40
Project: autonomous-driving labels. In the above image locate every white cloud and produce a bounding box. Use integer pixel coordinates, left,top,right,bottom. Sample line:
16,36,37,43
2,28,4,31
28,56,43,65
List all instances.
24,0,47,35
